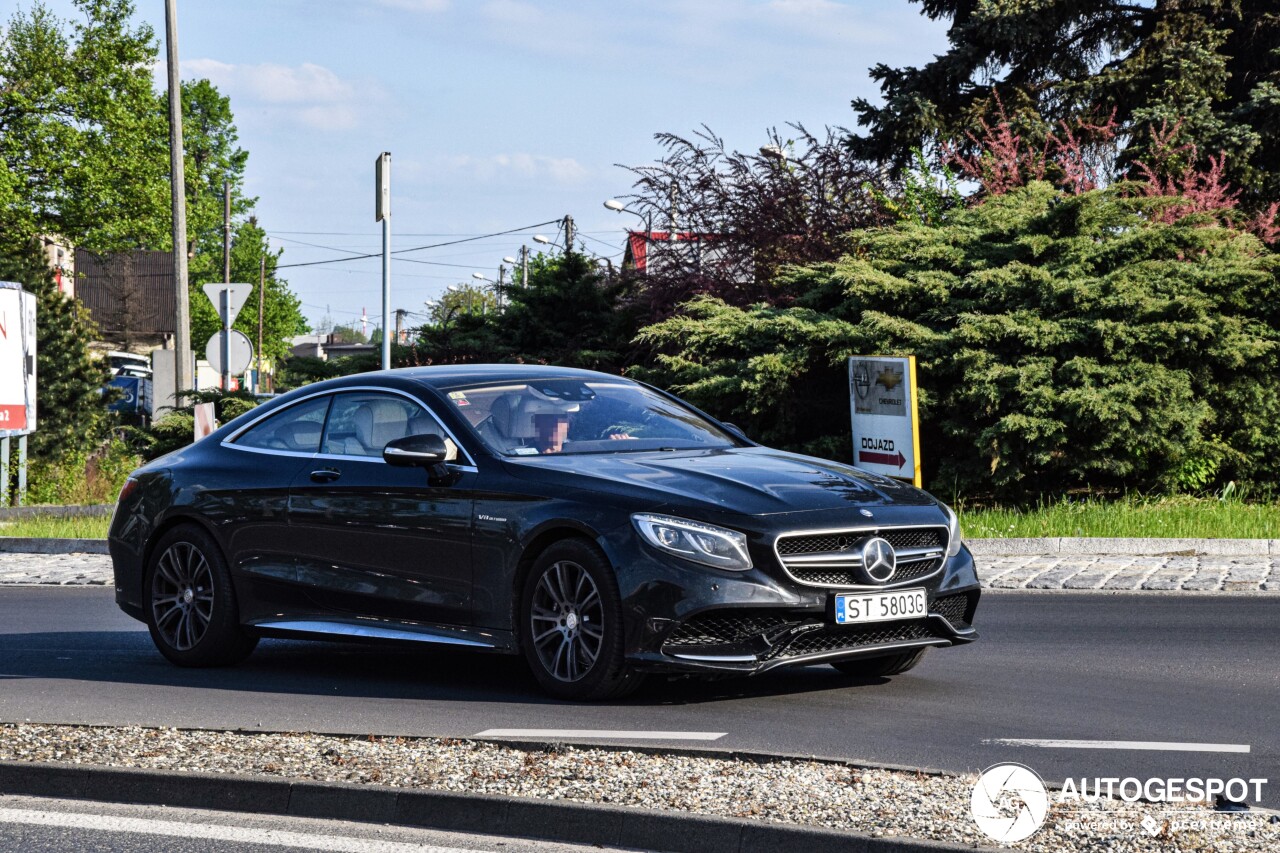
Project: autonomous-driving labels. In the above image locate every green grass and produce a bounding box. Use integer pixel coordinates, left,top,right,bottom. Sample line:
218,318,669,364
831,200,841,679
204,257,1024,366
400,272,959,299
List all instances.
0,516,111,539
959,496,1280,539
3,496,1278,541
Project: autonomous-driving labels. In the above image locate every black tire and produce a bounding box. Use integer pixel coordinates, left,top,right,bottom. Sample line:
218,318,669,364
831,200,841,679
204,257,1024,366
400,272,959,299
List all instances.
519,538,643,701
831,647,929,678
145,524,258,667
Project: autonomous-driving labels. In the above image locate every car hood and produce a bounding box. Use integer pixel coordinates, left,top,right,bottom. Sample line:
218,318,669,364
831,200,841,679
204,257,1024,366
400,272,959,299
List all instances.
501,446,935,516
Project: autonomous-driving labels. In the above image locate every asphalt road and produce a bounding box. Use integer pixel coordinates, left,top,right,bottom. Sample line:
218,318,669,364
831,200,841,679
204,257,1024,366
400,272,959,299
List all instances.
1,587,1276,804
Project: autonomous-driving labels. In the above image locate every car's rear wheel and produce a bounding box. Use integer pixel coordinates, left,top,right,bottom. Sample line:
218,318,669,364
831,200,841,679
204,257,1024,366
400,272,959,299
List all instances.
145,525,258,667
519,539,642,700
831,647,929,678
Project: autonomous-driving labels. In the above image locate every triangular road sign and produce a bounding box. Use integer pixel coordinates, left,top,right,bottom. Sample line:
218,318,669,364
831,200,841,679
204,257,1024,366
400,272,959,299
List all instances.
202,283,254,327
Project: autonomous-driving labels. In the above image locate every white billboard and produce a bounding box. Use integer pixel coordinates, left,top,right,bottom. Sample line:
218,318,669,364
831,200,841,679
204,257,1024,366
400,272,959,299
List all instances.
849,355,920,486
0,283,37,437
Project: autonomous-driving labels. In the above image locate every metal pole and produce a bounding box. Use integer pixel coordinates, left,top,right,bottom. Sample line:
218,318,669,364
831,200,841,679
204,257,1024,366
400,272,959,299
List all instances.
382,215,391,368
16,435,26,507
222,180,231,285
0,437,9,508
257,255,265,394
520,246,528,288
164,0,192,406
220,288,230,391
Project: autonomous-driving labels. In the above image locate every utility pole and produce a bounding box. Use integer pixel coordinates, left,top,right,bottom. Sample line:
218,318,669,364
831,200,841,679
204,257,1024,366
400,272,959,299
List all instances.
394,308,406,344
563,214,574,254
256,254,265,394
221,180,232,392
375,152,391,371
222,180,231,285
164,0,191,406
497,264,506,310
520,245,529,288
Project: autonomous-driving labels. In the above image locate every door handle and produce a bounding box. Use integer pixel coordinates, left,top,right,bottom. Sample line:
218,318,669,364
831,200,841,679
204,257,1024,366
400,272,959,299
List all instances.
310,469,341,483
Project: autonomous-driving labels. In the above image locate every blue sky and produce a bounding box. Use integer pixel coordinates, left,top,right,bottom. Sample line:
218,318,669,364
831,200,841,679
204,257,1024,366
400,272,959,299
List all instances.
28,0,948,333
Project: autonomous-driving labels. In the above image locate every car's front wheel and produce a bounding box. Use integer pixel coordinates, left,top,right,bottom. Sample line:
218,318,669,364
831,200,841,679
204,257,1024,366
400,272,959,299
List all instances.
145,524,258,667
831,647,929,678
519,539,642,700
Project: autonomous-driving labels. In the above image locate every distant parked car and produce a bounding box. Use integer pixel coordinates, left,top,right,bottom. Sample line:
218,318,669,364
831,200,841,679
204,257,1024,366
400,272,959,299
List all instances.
107,350,152,379
109,365,980,700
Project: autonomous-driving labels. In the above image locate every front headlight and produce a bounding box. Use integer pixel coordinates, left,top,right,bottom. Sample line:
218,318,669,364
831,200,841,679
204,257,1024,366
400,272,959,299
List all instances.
631,513,753,571
941,503,963,558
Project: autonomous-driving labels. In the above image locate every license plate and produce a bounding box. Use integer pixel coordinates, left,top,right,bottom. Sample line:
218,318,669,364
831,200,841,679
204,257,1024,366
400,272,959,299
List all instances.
834,588,927,625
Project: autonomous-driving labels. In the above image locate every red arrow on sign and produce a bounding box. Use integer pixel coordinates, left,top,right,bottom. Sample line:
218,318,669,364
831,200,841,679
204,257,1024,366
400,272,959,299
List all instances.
859,449,906,469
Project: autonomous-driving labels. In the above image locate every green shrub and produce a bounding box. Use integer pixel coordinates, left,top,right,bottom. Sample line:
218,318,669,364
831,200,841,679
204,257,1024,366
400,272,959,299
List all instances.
638,183,1280,500
25,437,140,505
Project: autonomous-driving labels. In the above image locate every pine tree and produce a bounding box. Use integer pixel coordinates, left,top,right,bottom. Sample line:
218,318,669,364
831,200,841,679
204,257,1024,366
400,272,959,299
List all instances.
639,183,1280,498
849,0,1280,206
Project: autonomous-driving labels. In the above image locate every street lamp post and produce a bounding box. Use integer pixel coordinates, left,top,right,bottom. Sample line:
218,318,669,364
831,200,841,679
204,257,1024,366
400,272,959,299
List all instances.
603,198,652,234
472,272,498,315
504,247,529,287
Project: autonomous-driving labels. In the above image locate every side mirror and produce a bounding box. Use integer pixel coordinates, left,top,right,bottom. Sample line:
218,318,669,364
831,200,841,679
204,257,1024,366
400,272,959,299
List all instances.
722,422,750,443
383,434,448,467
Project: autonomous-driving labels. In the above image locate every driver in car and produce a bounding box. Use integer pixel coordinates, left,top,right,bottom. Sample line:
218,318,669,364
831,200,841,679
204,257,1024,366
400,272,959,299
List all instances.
484,386,634,454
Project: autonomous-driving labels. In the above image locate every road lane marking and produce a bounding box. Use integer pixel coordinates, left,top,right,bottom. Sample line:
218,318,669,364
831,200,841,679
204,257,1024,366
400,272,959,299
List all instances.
985,738,1250,753
475,728,726,741
0,807,493,853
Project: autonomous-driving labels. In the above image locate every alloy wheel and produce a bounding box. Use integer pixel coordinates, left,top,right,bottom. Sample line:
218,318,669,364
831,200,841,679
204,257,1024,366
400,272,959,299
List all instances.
150,541,215,651
529,560,605,682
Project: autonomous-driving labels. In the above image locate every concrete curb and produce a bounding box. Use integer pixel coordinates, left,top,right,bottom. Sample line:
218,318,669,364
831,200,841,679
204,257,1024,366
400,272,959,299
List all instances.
967,537,1280,557
0,760,983,853
0,538,109,555
3,536,1278,560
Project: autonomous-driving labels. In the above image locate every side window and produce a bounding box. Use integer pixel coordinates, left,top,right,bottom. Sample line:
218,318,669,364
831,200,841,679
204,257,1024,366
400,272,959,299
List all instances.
233,396,331,453
320,392,462,462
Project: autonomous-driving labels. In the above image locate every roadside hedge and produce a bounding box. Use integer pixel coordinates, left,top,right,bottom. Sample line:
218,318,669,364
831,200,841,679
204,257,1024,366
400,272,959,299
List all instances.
636,182,1280,499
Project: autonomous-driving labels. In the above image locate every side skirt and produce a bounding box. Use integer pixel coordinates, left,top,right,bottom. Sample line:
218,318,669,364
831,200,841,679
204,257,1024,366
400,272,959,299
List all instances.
249,618,517,653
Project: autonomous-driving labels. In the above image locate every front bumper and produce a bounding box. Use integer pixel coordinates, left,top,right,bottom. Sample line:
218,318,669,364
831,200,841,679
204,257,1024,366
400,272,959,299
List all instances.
605,529,981,676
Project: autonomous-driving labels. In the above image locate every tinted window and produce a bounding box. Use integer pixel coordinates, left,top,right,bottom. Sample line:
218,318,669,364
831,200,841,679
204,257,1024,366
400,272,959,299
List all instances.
445,380,738,456
320,392,462,462
234,396,330,453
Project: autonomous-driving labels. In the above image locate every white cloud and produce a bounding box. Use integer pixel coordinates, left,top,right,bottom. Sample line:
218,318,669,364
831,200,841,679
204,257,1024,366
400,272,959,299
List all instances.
181,59,375,131
374,0,450,12
767,0,842,13
418,152,590,185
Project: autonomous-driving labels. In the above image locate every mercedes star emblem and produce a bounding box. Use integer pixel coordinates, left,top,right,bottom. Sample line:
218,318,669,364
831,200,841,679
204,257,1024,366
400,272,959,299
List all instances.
859,536,897,582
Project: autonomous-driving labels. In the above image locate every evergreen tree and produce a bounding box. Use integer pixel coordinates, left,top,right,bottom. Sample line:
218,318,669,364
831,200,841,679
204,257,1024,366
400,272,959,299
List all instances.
639,183,1280,499
850,0,1280,206
0,231,111,462
412,253,639,371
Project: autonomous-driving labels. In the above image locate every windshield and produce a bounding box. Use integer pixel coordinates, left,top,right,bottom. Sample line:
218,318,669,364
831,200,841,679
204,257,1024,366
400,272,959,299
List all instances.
442,379,739,456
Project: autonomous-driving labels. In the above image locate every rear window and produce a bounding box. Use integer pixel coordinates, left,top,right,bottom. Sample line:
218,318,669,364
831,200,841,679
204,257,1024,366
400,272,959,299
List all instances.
233,396,330,453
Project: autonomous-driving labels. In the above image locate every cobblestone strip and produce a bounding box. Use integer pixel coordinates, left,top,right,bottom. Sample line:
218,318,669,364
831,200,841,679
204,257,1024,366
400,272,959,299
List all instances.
0,550,1276,592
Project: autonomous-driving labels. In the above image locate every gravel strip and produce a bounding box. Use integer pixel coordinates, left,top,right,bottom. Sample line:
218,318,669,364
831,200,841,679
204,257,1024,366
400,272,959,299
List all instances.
1,724,1275,852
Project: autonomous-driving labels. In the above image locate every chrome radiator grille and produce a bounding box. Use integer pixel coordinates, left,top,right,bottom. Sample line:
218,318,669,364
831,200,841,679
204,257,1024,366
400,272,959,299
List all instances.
774,525,948,588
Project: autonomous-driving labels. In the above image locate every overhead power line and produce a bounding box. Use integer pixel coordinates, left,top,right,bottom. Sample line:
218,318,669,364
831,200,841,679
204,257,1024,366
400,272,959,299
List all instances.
277,219,561,270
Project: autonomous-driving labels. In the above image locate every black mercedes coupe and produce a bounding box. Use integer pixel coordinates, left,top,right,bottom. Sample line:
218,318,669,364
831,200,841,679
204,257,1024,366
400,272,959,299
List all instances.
109,365,980,699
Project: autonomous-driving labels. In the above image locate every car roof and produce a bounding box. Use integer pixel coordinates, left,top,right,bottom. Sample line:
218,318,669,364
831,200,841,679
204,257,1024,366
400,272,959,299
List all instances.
379,364,629,392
